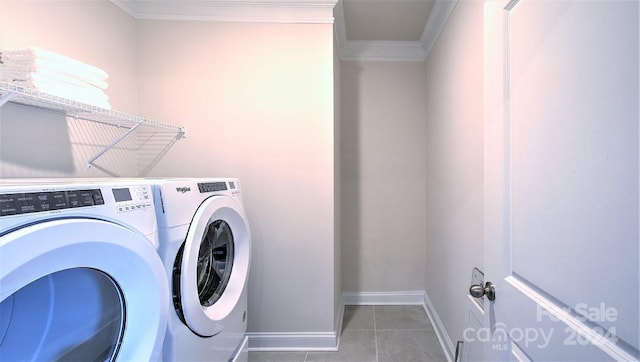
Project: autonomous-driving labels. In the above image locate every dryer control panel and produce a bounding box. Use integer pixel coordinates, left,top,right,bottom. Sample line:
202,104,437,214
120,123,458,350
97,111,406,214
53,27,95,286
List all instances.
0,189,105,217
198,182,227,193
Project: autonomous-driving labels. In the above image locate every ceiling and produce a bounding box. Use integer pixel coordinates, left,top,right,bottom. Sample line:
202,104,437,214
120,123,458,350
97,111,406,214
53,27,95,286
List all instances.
341,0,435,42
111,0,457,61
335,0,456,61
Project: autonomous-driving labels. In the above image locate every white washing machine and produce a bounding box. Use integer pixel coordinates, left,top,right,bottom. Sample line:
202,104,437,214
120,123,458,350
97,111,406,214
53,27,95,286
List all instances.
0,179,169,361
151,178,251,362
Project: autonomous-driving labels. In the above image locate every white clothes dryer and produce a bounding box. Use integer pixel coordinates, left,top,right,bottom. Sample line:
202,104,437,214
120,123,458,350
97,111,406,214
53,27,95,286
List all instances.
151,178,251,362
0,179,169,361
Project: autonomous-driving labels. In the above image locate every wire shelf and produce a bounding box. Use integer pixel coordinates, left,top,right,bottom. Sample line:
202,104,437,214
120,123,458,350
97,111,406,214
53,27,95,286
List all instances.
0,81,185,132
0,80,185,168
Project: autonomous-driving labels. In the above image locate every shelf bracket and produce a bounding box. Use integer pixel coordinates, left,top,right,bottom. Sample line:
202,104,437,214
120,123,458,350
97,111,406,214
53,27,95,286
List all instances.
0,91,18,108
87,122,142,168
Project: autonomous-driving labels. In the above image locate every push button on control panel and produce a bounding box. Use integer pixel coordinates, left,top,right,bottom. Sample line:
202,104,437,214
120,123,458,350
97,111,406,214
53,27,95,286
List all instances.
0,189,104,217
113,186,152,213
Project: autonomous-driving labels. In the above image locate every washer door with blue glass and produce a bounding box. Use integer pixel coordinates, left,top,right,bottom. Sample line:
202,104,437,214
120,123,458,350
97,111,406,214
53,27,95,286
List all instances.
0,218,169,361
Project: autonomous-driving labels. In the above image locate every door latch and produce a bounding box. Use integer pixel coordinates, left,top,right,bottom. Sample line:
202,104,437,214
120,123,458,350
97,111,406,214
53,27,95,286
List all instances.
469,281,496,301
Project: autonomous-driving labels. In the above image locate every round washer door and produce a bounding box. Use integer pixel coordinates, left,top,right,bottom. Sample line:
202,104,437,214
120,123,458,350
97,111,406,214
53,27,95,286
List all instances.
179,195,251,337
0,218,169,361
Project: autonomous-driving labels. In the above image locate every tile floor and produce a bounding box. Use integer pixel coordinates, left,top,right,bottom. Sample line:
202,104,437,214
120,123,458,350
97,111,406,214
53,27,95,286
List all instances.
248,305,448,362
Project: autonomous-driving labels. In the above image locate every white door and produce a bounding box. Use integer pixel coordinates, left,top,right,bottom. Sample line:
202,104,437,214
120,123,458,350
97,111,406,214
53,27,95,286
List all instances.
483,0,638,361
179,196,251,337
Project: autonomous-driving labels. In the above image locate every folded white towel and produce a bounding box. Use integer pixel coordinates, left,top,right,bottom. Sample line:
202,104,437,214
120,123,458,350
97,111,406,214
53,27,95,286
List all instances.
1,47,108,81
1,62,108,89
0,47,111,109
0,65,108,90
8,77,111,110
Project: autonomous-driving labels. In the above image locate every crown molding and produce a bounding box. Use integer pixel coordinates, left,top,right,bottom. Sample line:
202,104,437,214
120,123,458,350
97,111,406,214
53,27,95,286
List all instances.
110,0,338,23
110,0,457,60
334,0,458,62
419,0,459,57
338,41,427,62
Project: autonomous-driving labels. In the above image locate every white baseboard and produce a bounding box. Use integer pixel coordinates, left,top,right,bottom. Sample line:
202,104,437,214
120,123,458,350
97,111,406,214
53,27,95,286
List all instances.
247,300,344,352
247,290,453,360
422,292,455,362
334,300,345,349
342,290,427,305
247,331,339,352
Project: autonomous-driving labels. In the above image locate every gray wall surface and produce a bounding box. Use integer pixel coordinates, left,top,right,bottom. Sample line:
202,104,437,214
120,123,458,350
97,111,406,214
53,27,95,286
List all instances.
340,61,428,293
424,0,485,347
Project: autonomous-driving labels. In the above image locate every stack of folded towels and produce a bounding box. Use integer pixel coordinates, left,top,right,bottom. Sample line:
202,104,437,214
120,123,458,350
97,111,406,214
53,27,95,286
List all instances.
0,47,111,109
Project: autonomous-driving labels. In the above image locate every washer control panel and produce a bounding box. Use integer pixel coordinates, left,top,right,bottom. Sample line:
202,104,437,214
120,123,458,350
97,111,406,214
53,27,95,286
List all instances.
112,186,152,213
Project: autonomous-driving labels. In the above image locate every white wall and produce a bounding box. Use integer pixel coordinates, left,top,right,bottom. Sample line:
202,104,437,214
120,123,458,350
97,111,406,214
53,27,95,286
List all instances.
423,0,484,350
340,61,427,293
1,0,339,341
136,20,338,335
0,0,487,351
0,0,139,177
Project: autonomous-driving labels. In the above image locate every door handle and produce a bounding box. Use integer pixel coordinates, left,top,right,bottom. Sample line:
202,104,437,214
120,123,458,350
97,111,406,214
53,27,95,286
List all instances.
469,281,495,301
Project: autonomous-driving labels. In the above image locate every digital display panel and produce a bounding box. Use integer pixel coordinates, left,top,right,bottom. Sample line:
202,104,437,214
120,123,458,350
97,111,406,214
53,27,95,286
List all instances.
198,182,227,193
112,188,132,202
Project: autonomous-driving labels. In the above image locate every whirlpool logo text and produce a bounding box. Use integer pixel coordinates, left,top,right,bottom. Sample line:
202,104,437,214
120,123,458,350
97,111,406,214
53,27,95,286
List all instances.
176,187,191,193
